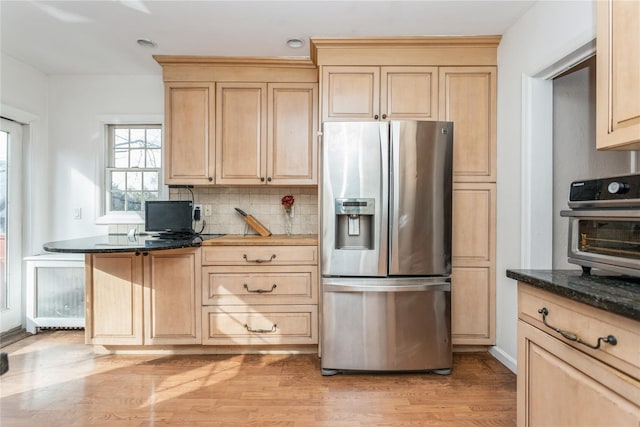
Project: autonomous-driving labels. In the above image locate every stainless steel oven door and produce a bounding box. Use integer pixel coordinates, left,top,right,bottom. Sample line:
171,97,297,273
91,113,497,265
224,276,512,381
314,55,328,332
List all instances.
564,209,640,275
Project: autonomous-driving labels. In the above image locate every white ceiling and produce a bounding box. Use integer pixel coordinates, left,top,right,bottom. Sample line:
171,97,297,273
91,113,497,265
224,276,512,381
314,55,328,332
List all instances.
1,0,536,75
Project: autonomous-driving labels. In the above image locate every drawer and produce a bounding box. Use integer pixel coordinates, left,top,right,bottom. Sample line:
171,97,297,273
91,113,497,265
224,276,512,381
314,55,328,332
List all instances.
518,320,640,426
519,283,640,380
202,305,318,345
202,266,318,305
202,245,317,266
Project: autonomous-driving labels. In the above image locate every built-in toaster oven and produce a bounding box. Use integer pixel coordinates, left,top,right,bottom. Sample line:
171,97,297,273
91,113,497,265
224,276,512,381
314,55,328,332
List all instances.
561,174,640,277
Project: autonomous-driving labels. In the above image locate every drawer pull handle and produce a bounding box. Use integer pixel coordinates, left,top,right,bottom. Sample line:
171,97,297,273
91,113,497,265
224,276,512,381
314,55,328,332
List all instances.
538,307,617,350
243,284,277,294
243,254,276,263
244,323,277,333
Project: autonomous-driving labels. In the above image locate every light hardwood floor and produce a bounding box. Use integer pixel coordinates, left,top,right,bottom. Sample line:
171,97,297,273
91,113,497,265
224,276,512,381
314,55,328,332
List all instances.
0,331,516,426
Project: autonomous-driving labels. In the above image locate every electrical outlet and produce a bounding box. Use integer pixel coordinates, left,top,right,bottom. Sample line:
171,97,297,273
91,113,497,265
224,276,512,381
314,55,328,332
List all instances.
193,204,202,221
203,204,212,216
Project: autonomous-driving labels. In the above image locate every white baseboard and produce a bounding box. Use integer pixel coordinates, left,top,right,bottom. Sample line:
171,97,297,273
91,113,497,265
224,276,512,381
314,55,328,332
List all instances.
489,345,517,374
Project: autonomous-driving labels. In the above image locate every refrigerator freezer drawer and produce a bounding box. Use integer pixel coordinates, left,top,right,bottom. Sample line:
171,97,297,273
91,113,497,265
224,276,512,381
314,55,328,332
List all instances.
321,283,451,373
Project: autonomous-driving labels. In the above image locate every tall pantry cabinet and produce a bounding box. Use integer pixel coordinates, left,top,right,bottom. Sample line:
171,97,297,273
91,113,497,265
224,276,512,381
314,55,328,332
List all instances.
311,37,499,346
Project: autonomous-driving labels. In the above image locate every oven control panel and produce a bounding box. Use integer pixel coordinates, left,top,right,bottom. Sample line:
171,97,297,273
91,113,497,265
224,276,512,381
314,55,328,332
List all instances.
569,174,640,208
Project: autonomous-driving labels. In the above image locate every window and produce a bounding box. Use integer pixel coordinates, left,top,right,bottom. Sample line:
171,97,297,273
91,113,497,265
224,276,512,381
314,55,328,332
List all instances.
106,125,162,214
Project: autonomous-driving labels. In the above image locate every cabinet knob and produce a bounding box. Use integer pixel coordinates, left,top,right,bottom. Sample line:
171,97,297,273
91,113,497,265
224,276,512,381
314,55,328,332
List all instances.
260,177,265,182
382,114,387,119
374,114,379,120
267,177,272,182
208,177,213,182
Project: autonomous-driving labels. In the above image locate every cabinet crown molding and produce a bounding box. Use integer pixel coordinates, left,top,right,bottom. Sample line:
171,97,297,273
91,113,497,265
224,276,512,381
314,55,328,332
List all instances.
154,55,318,83
310,35,502,47
311,36,501,66
153,55,315,68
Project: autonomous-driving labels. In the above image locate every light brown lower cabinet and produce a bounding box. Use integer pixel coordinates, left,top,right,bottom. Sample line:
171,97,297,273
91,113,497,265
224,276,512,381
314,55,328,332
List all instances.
517,283,640,426
451,266,494,344
202,305,318,345
85,248,201,346
201,244,318,346
451,182,496,346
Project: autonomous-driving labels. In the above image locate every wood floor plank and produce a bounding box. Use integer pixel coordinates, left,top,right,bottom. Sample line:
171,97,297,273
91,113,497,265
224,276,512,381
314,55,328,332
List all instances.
0,331,516,426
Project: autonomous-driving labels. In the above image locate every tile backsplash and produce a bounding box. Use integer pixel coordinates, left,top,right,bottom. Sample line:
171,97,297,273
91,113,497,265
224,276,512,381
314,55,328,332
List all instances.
182,187,318,234
108,187,318,236
175,187,318,235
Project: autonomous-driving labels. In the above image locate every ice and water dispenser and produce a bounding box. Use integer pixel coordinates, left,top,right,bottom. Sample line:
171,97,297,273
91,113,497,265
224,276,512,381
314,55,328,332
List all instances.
334,198,375,250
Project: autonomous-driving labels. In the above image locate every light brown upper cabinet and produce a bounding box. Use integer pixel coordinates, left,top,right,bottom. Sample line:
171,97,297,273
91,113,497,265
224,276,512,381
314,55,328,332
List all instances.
322,66,438,121
268,83,318,185
154,56,318,186
596,0,640,149
164,83,215,185
215,82,267,185
215,82,318,185
439,67,497,182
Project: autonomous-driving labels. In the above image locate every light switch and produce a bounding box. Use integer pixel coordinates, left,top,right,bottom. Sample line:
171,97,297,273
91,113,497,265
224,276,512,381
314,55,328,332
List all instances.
73,208,82,220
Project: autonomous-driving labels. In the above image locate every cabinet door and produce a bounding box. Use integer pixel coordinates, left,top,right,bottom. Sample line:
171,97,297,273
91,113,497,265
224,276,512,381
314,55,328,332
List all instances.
451,266,495,345
165,83,215,184
518,321,640,427
439,67,496,182
596,0,640,149
451,183,496,345
380,66,438,120
268,83,318,185
321,66,380,121
452,183,495,265
215,82,267,184
85,253,143,345
144,248,201,345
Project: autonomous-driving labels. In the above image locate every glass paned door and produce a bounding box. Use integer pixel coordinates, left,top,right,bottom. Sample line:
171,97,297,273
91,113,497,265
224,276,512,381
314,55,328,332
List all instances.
0,129,6,310
0,118,23,333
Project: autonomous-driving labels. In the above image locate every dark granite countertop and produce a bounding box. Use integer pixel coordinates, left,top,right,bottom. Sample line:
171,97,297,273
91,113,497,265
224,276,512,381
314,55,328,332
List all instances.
43,234,224,254
507,269,640,321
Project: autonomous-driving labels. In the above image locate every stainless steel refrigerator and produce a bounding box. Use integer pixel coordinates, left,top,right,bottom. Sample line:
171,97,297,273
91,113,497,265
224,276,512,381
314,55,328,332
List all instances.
321,120,453,375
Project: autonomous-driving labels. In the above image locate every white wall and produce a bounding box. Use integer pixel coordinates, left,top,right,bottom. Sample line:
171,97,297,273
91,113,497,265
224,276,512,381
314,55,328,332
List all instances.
0,53,49,256
47,75,163,241
495,0,596,370
552,59,631,269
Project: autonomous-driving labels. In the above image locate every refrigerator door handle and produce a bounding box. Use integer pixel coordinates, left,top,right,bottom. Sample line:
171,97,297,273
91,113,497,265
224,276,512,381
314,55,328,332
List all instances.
378,122,390,276
389,121,400,272
324,283,450,293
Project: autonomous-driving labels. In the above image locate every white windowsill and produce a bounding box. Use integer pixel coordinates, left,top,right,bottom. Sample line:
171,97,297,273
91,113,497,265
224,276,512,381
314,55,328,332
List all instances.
96,212,144,225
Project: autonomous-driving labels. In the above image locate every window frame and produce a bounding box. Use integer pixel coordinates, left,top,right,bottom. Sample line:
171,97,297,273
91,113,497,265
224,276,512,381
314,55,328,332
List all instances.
95,115,165,225
0,117,24,331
